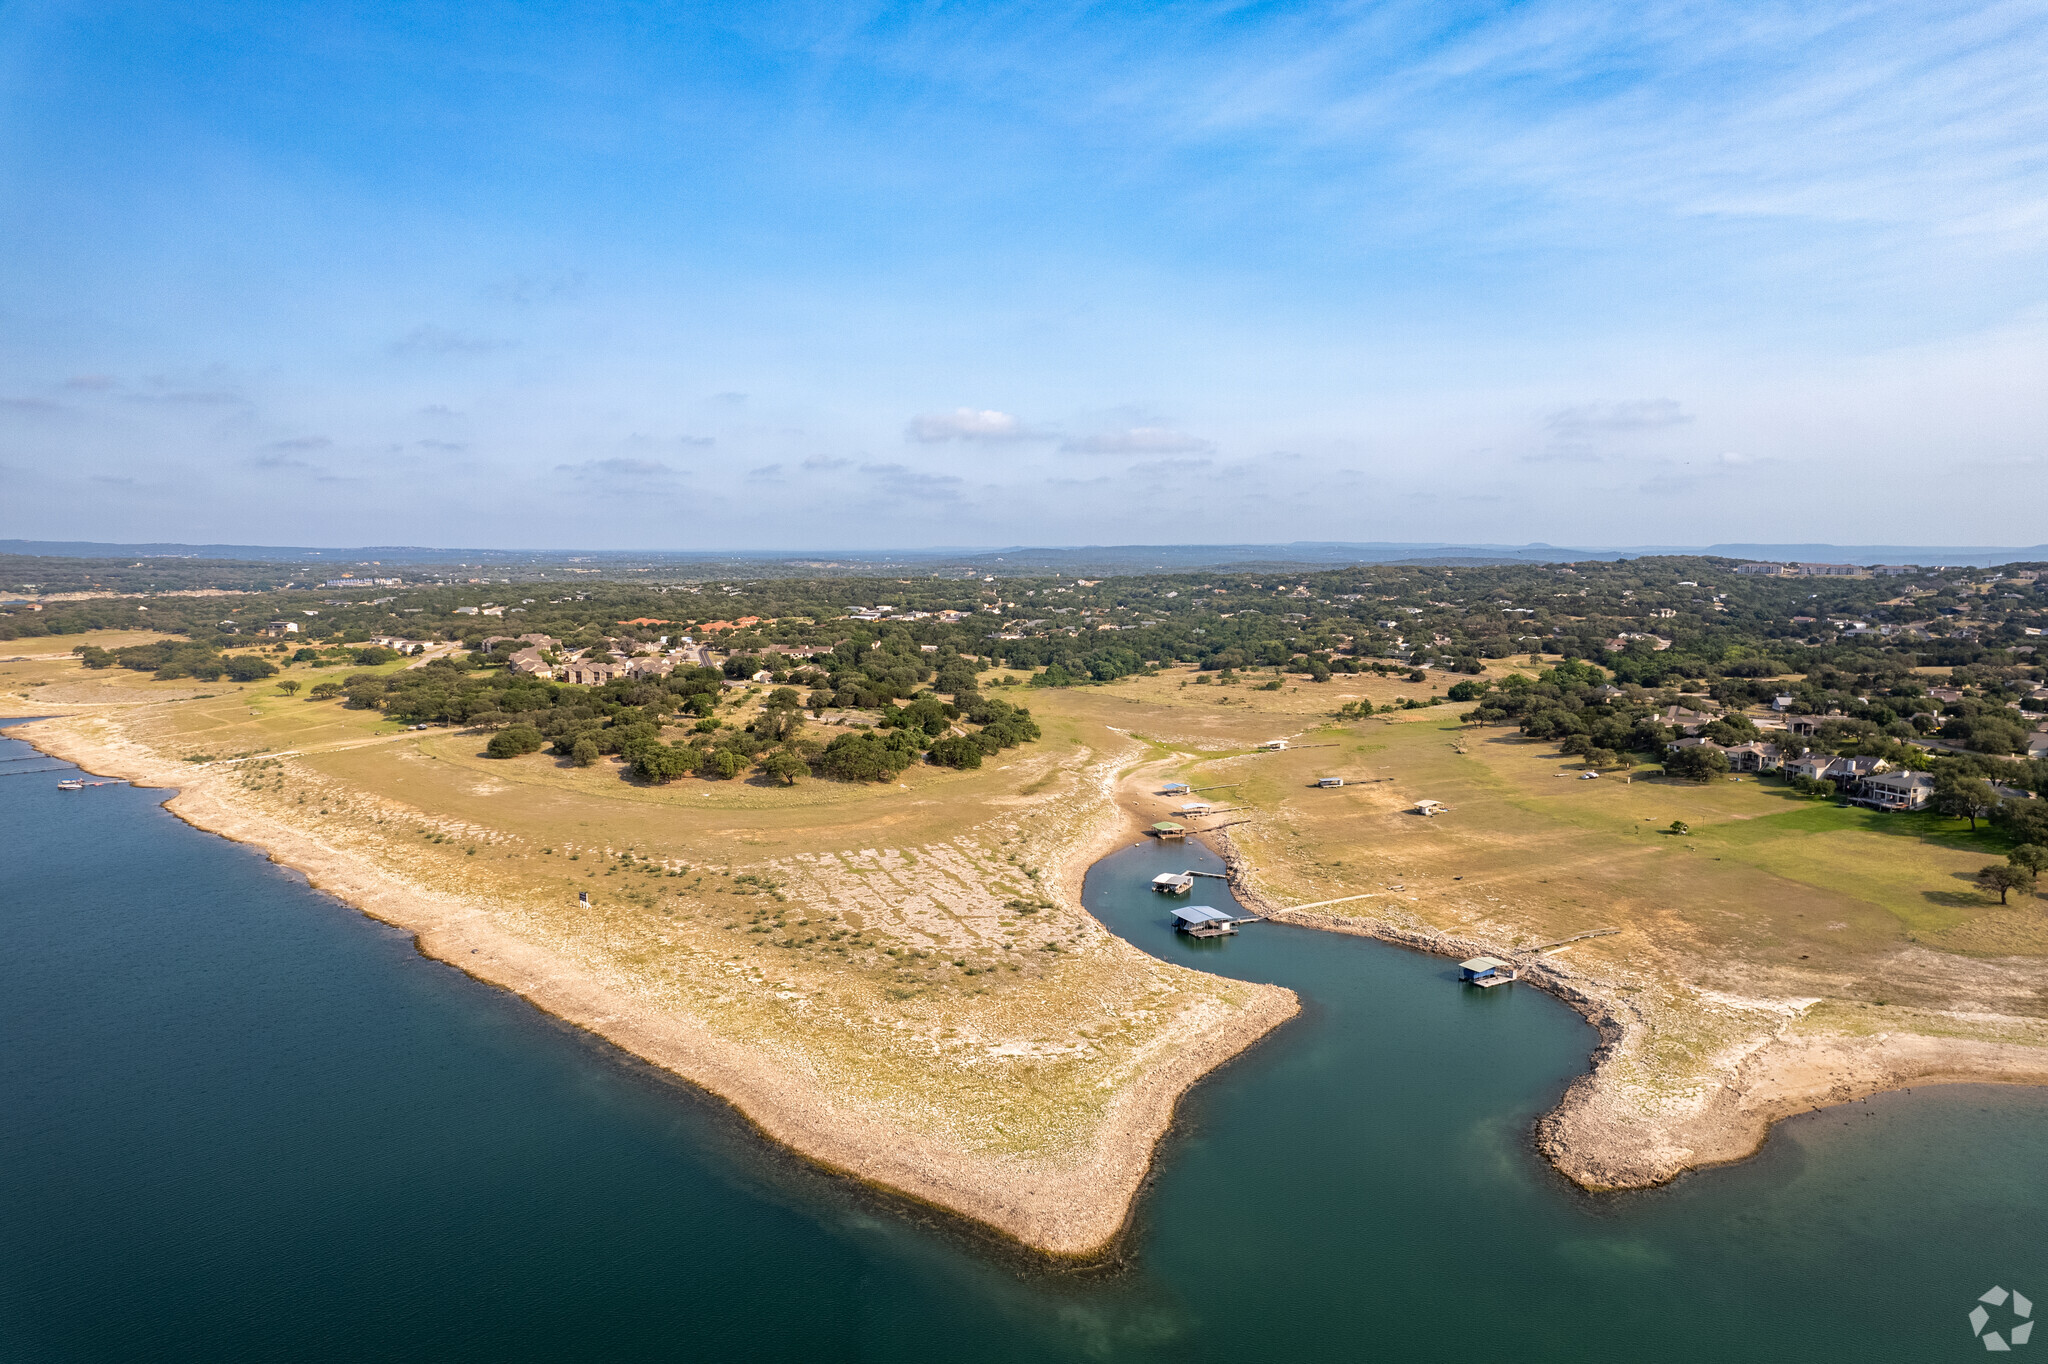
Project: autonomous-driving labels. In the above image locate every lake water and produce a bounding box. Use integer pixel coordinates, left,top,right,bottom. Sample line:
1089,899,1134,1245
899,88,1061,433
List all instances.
5,725,2044,1361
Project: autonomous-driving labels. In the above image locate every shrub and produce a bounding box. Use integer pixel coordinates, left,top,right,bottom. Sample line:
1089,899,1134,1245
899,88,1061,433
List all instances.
631,743,695,783
760,751,810,785
697,748,747,780
1663,745,1730,783
486,725,544,759
926,735,984,769
816,729,922,781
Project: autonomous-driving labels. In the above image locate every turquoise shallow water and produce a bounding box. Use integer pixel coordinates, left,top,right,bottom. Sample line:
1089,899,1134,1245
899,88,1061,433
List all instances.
4,725,2044,1361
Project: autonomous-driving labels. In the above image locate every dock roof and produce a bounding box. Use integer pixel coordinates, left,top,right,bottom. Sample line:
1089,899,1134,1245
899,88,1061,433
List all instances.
1459,956,1510,972
1172,905,1234,925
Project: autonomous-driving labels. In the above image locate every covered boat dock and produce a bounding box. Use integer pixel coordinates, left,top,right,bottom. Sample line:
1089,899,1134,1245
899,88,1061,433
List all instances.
1172,905,1244,939
1458,956,1518,988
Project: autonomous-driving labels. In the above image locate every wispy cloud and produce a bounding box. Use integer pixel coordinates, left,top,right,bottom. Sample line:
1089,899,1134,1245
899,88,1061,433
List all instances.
557,456,678,481
859,462,966,501
620,432,714,450
1062,426,1214,455
1128,456,1215,476
482,270,587,305
390,325,515,356
904,1,2048,247
1531,399,1694,462
249,451,320,472
127,388,243,406
905,408,1047,443
1544,400,1691,438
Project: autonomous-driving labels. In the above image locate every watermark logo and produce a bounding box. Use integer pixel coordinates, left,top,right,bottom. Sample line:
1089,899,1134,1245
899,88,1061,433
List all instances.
1970,1286,2033,1351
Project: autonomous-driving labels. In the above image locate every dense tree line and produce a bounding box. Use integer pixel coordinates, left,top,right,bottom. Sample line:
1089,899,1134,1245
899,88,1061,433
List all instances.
75,639,277,682
329,655,1040,786
1456,660,2048,817
12,553,2043,766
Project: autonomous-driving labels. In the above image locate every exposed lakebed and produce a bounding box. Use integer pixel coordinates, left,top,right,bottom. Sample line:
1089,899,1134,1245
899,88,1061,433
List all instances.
4,726,2044,1361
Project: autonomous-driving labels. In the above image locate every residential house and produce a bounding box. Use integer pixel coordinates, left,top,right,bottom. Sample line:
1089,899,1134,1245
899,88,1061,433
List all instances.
481,633,555,653
1662,704,1717,733
1722,741,1784,773
1786,754,1889,787
560,660,627,686
1671,734,1784,773
1854,770,1935,811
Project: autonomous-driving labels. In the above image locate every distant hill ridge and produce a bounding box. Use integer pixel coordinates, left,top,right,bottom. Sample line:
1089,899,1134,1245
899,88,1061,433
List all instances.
4,539,2044,571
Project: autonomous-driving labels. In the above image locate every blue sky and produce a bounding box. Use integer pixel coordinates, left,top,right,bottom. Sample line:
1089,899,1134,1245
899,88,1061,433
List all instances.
2,0,2044,549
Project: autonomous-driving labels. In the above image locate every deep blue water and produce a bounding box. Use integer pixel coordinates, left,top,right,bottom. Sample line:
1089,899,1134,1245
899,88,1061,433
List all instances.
4,724,2044,1361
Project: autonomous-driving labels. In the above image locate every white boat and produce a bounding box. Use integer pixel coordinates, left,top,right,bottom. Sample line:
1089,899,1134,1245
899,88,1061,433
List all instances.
56,781,84,791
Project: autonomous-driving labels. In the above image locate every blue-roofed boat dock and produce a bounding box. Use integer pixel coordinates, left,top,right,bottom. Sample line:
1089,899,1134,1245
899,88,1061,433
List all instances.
1172,904,1260,939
